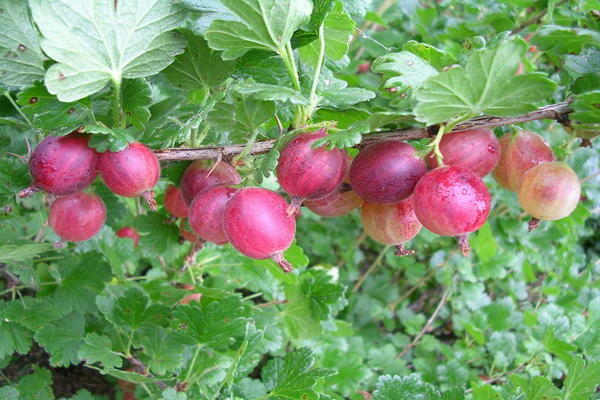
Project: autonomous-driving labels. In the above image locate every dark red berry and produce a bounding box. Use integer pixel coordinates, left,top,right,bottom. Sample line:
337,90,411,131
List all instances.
361,198,422,255
426,129,500,177
412,166,491,255
493,130,555,192
223,187,296,272
189,185,236,245
48,192,106,242
164,185,188,218
116,226,140,247
350,140,426,204
19,132,98,197
276,130,347,213
180,160,241,205
98,142,160,209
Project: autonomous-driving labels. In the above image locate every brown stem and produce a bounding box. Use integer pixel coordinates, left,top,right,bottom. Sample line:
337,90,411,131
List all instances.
142,190,157,211
17,185,41,198
185,240,205,265
271,252,293,273
457,235,471,256
528,218,540,231
286,196,303,216
154,102,572,161
394,243,415,256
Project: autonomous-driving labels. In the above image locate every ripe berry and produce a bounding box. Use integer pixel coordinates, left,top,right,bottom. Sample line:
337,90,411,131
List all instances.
48,192,106,243
493,130,555,191
180,293,202,304
98,142,160,209
19,132,98,198
412,166,491,255
305,156,362,217
361,198,422,255
189,185,236,245
350,140,426,204
426,129,500,177
276,130,347,213
180,160,241,205
164,185,188,218
116,226,140,247
518,162,581,230
223,188,296,272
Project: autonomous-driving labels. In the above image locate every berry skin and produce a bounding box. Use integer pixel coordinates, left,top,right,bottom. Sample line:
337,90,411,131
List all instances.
493,130,555,192
48,192,106,242
116,227,140,247
180,160,241,205
518,162,581,229
276,130,347,212
223,187,296,272
189,185,236,245
164,185,188,218
19,132,98,198
361,198,422,255
412,166,491,255
426,129,500,177
349,140,426,204
98,142,160,209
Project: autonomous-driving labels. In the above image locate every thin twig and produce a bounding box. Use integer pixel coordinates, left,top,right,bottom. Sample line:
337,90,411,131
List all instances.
511,0,569,35
352,245,391,293
154,102,572,161
396,287,452,359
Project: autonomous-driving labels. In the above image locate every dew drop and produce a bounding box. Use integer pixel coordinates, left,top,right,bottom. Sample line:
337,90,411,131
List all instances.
17,44,27,52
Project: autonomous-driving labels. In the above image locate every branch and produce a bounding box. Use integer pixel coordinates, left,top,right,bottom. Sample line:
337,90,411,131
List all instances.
154,102,572,161
511,0,569,35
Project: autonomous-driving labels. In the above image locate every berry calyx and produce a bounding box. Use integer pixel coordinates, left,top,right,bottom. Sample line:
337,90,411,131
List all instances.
360,198,422,256
189,185,236,245
116,226,140,247
180,160,241,205
276,130,347,214
223,187,296,272
19,132,98,198
518,162,581,227
48,192,106,243
426,129,500,177
493,130,555,191
164,185,188,218
350,140,426,204
98,142,160,210
412,166,491,255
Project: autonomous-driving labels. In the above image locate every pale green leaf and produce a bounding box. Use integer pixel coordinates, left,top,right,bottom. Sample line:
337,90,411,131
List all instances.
30,0,186,101
571,90,600,124
562,356,600,400
373,374,441,400
510,375,561,400
34,313,85,367
0,244,52,263
78,333,122,369
372,51,438,89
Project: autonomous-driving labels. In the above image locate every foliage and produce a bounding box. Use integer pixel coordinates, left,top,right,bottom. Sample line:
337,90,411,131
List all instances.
0,0,599,399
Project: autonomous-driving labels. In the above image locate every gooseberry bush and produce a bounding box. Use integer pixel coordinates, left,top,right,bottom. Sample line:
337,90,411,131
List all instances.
0,0,599,399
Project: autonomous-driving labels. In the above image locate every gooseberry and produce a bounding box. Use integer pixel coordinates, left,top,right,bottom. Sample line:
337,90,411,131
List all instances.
48,192,106,243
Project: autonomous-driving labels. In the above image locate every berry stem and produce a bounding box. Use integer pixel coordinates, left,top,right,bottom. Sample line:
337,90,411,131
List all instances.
17,185,40,198
457,235,471,256
394,243,415,256
142,190,157,211
185,239,205,266
286,196,303,216
271,252,293,273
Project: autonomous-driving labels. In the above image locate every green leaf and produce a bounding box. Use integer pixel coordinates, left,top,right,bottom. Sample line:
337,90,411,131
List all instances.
0,387,19,400
403,41,456,70
30,0,186,101
233,82,309,105
471,384,502,400
313,121,369,149
317,70,375,108
373,374,441,400
134,214,182,258
510,375,561,400
111,288,170,330
253,149,279,184
34,313,85,367
137,326,186,375
571,90,600,124
564,48,600,79
0,0,45,88
562,356,600,400
283,269,347,339
471,223,497,263
59,390,96,400
164,29,235,89
78,333,122,369
160,388,187,400
532,25,600,55
16,83,90,133
0,301,33,359
372,52,438,89
0,244,52,263
4,297,63,331
173,295,251,351
205,0,314,60
262,348,331,400
414,39,557,125
123,78,152,130
87,124,136,152
16,366,54,400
